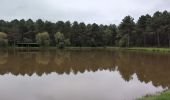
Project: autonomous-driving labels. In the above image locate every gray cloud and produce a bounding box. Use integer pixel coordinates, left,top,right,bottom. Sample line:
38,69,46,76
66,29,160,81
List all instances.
0,0,170,25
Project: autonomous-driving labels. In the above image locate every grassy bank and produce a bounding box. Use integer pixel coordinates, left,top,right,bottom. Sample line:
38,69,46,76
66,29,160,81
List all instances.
139,91,170,100
65,47,170,53
1,47,170,53
123,47,170,53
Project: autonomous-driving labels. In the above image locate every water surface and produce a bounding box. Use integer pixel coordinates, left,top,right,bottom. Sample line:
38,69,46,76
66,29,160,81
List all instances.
0,49,169,100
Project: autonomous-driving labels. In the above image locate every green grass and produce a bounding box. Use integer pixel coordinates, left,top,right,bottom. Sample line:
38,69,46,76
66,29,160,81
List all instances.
125,47,170,53
2,47,170,53
65,47,170,52
139,91,170,100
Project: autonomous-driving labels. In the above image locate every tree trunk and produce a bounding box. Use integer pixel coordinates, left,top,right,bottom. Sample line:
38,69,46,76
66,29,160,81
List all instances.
157,32,160,47
127,34,130,47
168,33,170,48
143,33,146,47
127,30,130,47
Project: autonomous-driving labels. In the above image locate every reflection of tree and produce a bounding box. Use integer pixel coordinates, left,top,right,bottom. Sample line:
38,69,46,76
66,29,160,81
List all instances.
0,50,8,65
115,51,170,88
0,50,170,88
115,52,134,81
36,50,50,65
54,50,70,66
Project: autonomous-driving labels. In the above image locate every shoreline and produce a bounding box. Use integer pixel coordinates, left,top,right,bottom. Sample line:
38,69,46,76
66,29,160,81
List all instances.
1,47,170,52
139,91,170,100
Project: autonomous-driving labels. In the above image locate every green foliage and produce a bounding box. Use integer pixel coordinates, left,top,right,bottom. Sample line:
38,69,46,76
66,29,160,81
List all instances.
58,42,65,49
118,35,128,47
0,10,170,48
118,16,135,47
0,32,7,38
139,91,170,100
55,32,64,43
36,32,50,47
55,32,65,48
0,32,8,47
136,15,151,46
54,32,71,49
64,39,71,46
103,28,112,45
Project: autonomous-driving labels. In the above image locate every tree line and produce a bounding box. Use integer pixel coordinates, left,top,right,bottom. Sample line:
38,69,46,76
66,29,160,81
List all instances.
0,10,170,48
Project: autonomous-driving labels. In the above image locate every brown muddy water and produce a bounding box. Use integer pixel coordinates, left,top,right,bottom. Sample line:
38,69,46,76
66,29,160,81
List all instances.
0,49,169,100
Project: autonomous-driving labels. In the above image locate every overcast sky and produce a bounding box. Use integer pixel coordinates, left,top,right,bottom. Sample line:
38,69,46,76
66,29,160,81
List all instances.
0,0,170,25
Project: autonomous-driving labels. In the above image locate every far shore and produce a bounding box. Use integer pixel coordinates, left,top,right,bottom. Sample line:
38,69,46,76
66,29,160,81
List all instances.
1,47,170,53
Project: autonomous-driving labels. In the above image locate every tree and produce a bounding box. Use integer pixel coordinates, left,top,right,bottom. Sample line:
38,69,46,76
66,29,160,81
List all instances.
55,32,64,44
78,22,87,46
56,21,65,33
0,20,7,32
71,21,82,46
55,32,70,48
151,11,163,47
0,32,8,47
35,19,45,32
108,24,117,46
91,23,103,46
63,21,71,39
118,16,135,47
19,19,28,42
102,24,117,46
36,32,50,46
10,19,20,34
103,28,112,46
159,11,170,47
136,14,151,47
26,19,35,32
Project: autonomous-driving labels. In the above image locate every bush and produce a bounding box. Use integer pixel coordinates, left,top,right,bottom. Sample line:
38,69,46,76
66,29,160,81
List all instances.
58,42,65,49
0,32,8,47
36,32,50,47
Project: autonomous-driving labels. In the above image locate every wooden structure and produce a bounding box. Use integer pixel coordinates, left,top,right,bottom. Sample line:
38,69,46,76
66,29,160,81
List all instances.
16,43,39,47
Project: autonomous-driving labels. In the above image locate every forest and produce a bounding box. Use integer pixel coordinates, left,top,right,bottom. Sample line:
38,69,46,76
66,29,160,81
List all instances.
0,10,170,48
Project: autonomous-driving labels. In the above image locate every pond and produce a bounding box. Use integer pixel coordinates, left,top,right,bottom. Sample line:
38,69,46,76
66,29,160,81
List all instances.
0,49,169,100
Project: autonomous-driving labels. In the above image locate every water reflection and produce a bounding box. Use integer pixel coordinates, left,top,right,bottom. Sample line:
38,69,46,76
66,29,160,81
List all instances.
0,50,170,88
36,51,50,65
0,49,169,100
0,51,8,65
